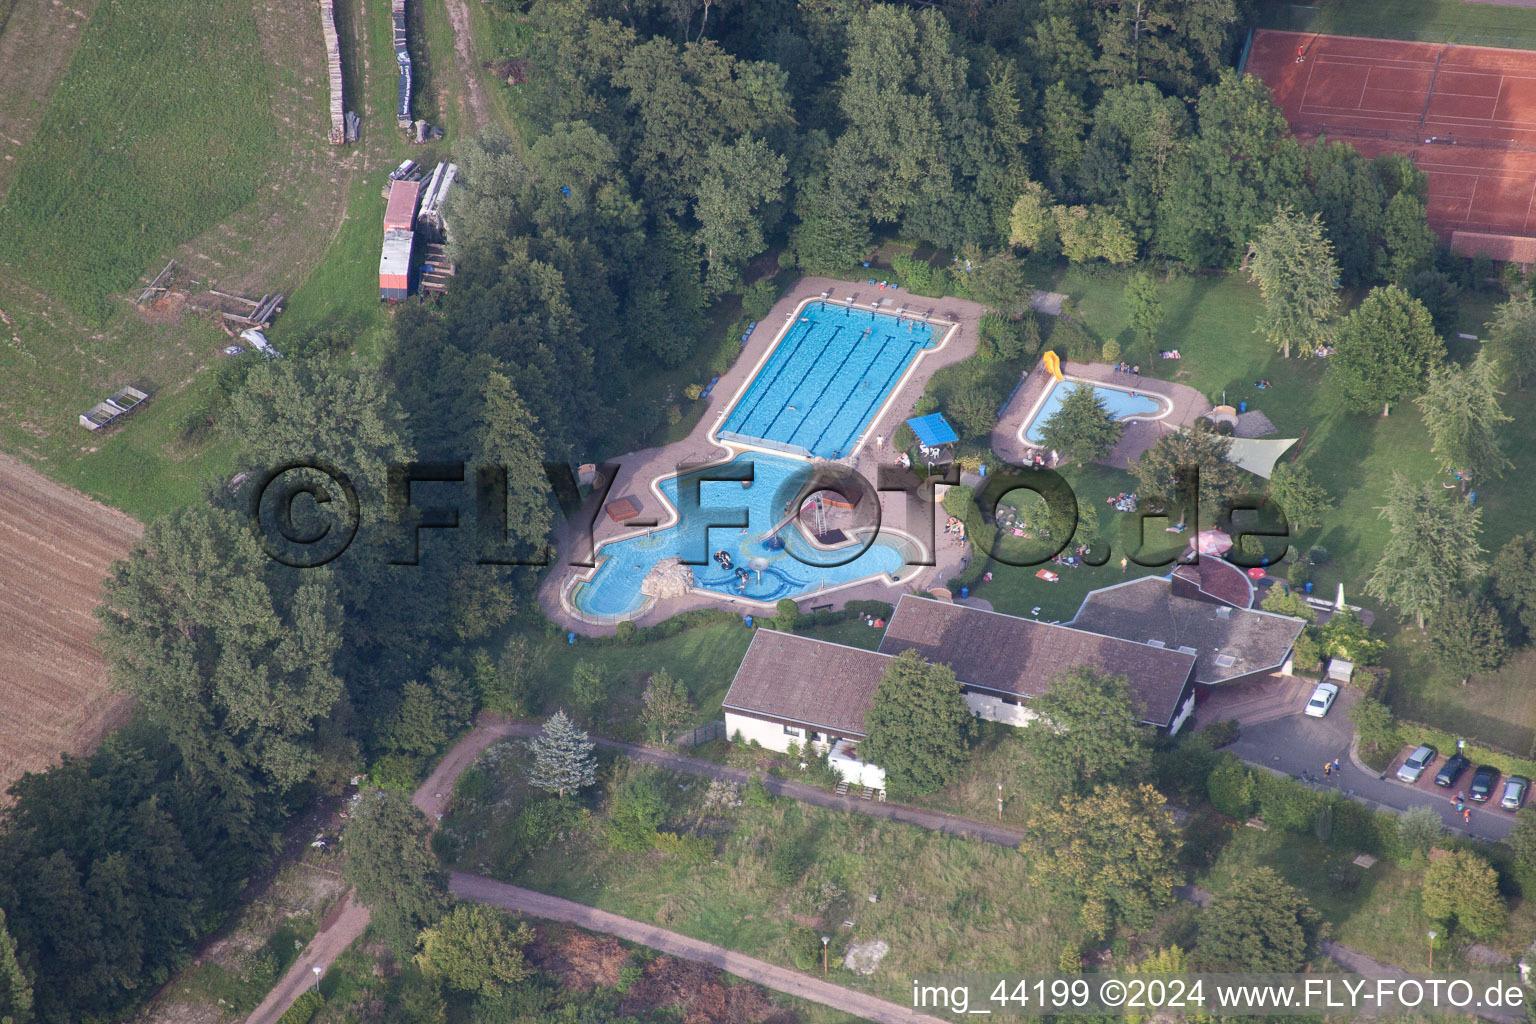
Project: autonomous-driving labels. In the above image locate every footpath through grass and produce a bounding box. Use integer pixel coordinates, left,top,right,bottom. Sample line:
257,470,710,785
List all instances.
0,0,278,321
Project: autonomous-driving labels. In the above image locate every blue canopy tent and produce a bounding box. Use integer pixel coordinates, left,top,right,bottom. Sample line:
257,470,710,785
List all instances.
906,413,959,447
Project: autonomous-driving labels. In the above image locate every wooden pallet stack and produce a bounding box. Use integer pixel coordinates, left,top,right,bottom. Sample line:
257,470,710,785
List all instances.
321,0,345,144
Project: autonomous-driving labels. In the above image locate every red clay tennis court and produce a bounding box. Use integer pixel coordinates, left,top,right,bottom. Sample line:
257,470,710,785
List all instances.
1248,29,1536,243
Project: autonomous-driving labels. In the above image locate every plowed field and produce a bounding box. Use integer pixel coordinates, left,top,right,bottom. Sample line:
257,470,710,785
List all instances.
0,453,139,791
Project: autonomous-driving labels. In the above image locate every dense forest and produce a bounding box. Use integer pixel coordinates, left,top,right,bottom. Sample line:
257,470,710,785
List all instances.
0,0,1454,1020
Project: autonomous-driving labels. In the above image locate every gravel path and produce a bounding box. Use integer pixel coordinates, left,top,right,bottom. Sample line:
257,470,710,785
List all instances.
452,872,949,1024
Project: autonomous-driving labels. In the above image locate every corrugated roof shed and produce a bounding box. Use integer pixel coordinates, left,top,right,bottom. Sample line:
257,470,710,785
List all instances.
384,180,420,232
1452,230,1536,265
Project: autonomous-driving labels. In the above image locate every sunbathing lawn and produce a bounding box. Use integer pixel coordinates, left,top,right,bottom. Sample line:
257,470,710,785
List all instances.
1027,268,1536,749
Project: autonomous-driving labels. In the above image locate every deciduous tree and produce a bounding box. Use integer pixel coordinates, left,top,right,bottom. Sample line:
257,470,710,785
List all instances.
1486,293,1536,390
415,904,535,995
1245,207,1340,359
1366,475,1484,629
1026,784,1180,937
1130,423,1249,521
1198,867,1321,971
861,649,972,796
1264,460,1335,533
1428,593,1507,684
1422,849,1506,937
640,670,694,745
1491,533,1536,640
0,911,33,1024
1125,271,1164,346
1414,355,1511,483
343,789,449,957
1329,285,1443,416
1017,668,1152,797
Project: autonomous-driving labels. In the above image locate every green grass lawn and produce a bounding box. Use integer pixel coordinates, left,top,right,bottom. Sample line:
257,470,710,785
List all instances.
1017,267,1536,748
442,743,1082,1005
0,0,278,321
1258,0,1536,49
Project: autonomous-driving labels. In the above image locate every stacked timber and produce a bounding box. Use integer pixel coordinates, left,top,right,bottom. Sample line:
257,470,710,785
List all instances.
321,0,345,144
393,0,413,128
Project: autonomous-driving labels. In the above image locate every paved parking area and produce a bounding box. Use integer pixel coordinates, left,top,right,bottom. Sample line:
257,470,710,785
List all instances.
1222,689,1513,841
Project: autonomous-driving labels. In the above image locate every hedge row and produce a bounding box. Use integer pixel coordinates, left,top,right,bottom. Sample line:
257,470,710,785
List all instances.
1206,754,1401,861
942,484,995,591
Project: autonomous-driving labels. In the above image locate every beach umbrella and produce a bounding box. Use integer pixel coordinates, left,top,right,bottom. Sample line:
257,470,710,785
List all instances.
1194,529,1233,556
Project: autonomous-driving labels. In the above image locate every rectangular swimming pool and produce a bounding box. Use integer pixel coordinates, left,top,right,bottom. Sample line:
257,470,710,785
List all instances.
719,301,940,459
1024,379,1167,444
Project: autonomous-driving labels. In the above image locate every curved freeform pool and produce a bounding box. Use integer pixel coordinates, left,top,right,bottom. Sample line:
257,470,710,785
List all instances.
569,452,915,620
1022,377,1170,445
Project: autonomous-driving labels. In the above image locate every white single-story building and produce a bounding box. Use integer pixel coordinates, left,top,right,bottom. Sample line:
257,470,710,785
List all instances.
721,594,1205,792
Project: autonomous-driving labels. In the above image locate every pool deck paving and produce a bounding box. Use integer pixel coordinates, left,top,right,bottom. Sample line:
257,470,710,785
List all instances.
991,358,1212,471
539,276,992,635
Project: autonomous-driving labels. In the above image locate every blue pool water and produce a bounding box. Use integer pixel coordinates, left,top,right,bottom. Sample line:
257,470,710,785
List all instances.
719,302,939,459
572,452,908,619
1024,380,1166,444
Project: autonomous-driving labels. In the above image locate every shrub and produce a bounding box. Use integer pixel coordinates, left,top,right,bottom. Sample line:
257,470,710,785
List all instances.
1252,771,1322,832
742,278,780,320
652,830,715,865
1047,321,1099,362
1350,697,1399,757
276,992,323,1024
744,775,774,807
773,598,801,630
516,798,580,852
684,383,703,400
1207,756,1254,818
1101,338,1122,363
1286,559,1311,587
614,621,638,643
789,928,827,971
1397,805,1445,856
1307,545,1330,565
892,253,947,297
844,600,893,619
370,753,424,792
616,961,644,993
1204,719,1240,749
606,776,667,851
769,830,815,885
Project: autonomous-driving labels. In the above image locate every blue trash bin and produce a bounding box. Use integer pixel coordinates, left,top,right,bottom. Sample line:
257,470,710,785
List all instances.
960,586,969,600
1304,581,1313,594
979,464,987,477
567,631,575,645
1239,400,1247,413
745,615,754,628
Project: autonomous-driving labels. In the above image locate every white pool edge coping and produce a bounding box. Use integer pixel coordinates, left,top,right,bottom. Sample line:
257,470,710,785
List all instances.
1014,372,1175,451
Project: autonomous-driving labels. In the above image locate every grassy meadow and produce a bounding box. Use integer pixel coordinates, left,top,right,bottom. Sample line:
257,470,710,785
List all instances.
0,0,278,321
441,740,1085,1005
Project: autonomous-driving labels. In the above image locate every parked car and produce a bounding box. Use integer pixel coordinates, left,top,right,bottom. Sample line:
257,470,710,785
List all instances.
1470,766,1500,803
1501,776,1529,811
1396,745,1437,783
1304,682,1340,718
1434,754,1471,788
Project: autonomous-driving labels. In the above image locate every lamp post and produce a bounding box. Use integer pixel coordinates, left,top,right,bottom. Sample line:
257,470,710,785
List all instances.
1427,930,1437,970
311,965,323,993
822,935,830,976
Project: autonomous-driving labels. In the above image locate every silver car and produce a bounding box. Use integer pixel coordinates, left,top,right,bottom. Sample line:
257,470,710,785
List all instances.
1502,776,1529,811
1396,745,1437,784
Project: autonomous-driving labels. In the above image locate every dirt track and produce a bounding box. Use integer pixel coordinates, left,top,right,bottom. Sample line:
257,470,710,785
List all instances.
0,453,139,790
